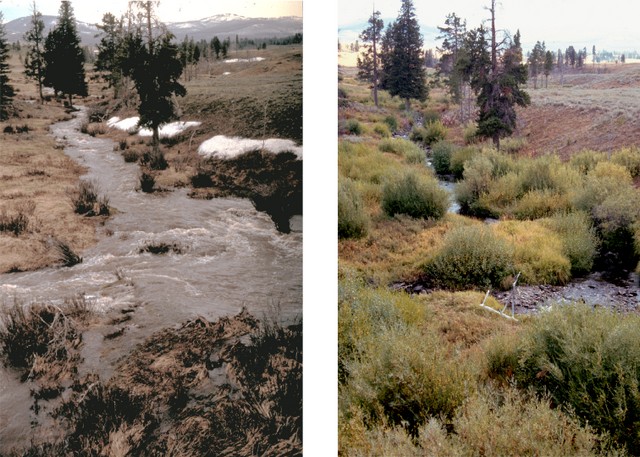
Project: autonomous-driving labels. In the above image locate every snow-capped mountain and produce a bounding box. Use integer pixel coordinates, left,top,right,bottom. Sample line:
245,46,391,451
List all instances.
5,15,99,44
4,14,302,46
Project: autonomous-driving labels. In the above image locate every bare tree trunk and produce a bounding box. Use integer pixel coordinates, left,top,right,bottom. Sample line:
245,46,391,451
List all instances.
153,126,160,154
372,23,378,107
490,0,497,74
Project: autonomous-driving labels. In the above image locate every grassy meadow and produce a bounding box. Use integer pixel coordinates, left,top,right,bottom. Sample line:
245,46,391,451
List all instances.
338,61,640,455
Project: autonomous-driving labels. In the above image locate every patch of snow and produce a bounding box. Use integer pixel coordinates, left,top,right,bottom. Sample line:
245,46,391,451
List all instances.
138,121,202,138
107,116,140,132
107,117,200,138
223,72,231,76
198,135,302,160
223,57,266,63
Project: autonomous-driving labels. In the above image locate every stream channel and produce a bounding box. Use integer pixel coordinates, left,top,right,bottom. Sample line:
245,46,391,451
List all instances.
0,107,302,451
422,153,640,314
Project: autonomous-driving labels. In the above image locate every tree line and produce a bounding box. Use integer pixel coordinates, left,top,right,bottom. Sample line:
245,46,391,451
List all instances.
357,0,529,150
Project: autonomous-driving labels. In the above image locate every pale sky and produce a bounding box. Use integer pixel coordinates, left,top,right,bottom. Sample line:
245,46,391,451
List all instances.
339,0,640,52
1,0,302,23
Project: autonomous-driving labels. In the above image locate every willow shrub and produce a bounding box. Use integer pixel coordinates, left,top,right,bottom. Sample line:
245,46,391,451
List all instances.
338,179,369,239
422,225,514,290
485,303,640,454
343,325,470,438
410,120,447,147
450,146,476,180
493,220,571,285
430,140,455,176
612,146,640,177
378,138,424,164
373,122,391,138
382,171,448,220
542,211,599,276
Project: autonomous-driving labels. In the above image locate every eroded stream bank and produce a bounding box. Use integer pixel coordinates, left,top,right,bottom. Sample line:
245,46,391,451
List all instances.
0,107,302,453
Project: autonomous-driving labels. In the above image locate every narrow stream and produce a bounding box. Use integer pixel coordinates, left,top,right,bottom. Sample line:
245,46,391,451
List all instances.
0,107,302,451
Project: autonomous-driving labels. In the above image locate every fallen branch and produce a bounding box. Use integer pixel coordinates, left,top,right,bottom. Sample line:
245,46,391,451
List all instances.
479,289,518,321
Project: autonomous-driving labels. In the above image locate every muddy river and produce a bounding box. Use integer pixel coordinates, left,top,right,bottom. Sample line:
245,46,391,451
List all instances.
0,108,302,451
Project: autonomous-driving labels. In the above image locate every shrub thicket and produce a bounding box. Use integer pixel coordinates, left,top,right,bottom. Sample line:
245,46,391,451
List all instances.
612,146,640,177
486,304,640,454
462,121,477,145
592,189,640,271
422,225,513,290
373,123,391,138
409,120,447,147
493,220,571,285
338,179,369,239
382,171,448,220
422,110,440,125
378,138,424,164
543,211,599,275
346,119,363,135
430,140,454,175
383,115,398,133
450,146,476,180
569,149,608,174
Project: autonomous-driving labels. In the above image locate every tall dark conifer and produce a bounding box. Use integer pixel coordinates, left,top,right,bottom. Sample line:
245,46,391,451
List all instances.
24,1,46,103
125,1,186,156
0,12,15,120
356,10,383,107
95,13,124,97
380,0,427,110
43,1,88,106
472,19,530,149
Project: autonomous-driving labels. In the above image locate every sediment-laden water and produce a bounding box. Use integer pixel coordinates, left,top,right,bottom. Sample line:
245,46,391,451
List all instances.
0,108,302,451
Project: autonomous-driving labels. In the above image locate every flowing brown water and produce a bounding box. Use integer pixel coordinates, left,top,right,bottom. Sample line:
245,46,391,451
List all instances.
0,108,302,451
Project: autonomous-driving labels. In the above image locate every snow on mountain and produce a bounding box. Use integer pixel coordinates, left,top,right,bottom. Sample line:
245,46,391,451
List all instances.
5,14,302,46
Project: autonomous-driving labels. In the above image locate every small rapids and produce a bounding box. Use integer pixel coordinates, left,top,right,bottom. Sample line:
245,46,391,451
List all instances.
0,107,302,451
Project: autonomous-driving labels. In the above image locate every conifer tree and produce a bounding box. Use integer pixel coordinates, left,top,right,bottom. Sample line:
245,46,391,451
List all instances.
544,50,554,88
23,1,46,103
95,12,125,97
126,1,186,157
0,11,15,120
43,1,87,106
437,13,467,103
211,36,221,59
356,10,383,107
380,0,427,110
466,4,530,150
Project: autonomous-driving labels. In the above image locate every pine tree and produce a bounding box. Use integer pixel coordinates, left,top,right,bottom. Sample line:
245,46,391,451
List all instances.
43,1,87,106
380,0,427,110
468,5,530,150
437,12,467,104
126,1,186,156
0,12,15,120
211,36,221,59
528,41,545,89
356,10,383,107
23,1,46,103
95,12,125,98
544,50,554,88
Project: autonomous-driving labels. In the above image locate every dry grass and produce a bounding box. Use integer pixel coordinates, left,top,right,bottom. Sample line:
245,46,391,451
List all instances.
0,53,107,273
515,63,640,157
